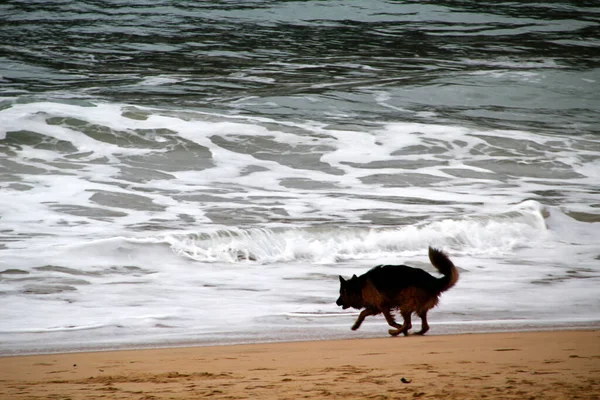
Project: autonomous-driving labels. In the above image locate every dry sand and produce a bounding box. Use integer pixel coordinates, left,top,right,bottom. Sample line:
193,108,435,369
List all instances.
1,330,598,399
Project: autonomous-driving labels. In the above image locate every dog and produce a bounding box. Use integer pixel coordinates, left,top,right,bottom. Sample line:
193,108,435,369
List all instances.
336,247,458,336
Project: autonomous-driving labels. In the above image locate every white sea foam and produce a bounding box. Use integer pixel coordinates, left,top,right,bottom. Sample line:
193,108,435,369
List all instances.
0,101,599,354
152,201,547,264
139,76,189,86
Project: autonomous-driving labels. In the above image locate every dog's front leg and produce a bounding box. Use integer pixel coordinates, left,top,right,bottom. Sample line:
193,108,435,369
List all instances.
352,308,377,330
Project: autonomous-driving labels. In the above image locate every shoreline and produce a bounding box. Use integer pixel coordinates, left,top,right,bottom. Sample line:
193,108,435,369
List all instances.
2,318,599,357
1,329,598,399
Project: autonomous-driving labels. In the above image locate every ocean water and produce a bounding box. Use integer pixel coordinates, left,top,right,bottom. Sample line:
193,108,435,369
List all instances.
1,1,599,355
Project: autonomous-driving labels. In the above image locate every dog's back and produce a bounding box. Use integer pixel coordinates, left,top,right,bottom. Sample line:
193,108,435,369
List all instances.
368,247,458,302
366,264,440,297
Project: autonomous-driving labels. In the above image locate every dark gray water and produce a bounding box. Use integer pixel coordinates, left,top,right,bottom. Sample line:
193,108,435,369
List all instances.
2,1,600,132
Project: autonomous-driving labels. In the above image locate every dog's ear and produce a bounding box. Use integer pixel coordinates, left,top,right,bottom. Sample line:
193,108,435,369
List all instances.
339,275,346,284
352,274,358,280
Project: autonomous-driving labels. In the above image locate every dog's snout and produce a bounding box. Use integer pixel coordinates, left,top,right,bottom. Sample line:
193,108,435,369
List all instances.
336,297,342,306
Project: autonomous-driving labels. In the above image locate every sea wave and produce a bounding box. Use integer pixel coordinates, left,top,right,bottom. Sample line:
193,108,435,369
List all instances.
155,200,549,264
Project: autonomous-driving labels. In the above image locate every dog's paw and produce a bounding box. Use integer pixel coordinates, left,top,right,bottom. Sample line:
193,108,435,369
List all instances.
351,325,359,331
388,329,401,336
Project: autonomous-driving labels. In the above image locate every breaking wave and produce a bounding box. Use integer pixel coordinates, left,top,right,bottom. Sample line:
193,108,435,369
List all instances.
159,200,548,264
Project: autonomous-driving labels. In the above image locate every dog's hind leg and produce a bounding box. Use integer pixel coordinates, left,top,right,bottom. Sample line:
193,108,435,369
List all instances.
416,310,430,335
399,311,413,336
352,308,377,331
382,309,403,336
389,311,413,336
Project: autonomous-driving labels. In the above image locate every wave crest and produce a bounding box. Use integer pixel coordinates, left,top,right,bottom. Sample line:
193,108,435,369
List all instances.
162,201,548,264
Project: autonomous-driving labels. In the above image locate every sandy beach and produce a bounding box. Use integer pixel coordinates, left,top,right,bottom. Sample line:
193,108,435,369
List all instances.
1,329,598,399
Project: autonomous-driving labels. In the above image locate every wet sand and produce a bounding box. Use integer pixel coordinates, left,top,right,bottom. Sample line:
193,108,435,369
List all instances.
1,330,598,399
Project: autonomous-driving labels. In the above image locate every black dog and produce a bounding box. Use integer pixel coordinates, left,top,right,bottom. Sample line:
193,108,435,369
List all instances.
336,247,458,336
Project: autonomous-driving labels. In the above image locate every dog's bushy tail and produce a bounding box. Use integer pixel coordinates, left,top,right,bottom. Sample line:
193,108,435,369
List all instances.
429,247,459,293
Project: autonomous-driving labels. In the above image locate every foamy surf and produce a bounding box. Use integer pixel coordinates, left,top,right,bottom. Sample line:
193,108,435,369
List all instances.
2,0,600,354
158,200,548,264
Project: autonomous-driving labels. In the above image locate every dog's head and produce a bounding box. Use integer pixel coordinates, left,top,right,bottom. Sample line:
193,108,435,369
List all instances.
336,274,361,310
